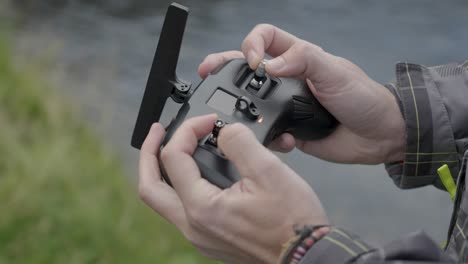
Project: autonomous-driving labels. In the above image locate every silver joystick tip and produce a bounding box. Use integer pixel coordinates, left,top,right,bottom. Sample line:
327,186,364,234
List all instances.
212,119,225,137
254,59,267,78
208,119,226,146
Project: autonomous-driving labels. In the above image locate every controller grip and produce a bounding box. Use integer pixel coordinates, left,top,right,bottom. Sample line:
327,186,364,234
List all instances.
287,95,338,140
192,145,240,189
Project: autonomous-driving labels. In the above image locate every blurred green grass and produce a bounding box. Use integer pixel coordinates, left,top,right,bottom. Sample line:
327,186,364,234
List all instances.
0,33,214,263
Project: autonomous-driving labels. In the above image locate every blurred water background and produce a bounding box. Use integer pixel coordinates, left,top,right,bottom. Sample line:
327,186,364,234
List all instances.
6,0,468,254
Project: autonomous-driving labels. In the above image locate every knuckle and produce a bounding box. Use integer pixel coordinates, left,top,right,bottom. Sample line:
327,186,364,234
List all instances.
310,42,324,53
222,50,244,61
183,229,200,247
336,55,356,69
232,50,245,57
219,123,251,147
291,41,322,77
204,53,216,61
186,206,207,228
225,122,248,136
315,44,324,52
241,36,254,52
241,38,249,51
159,148,173,166
184,231,215,259
297,40,324,53
243,23,275,49
186,196,220,230
184,115,208,129
293,40,311,54
252,154,281,176
137,184,151,203
254,23,274,33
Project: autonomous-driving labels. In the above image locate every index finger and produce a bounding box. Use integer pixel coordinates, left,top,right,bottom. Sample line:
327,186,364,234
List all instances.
217,123,288,186
160,114,220,202
138,123,187,228
241,24,298,68
198,50,244,79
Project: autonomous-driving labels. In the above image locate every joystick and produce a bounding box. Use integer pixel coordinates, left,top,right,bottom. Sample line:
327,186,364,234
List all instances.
207,119,226,146
131,3,338,189
249,60,267,89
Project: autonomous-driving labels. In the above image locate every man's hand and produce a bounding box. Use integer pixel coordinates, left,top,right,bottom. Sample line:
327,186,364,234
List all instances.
139,115,328,263
198,24,406,164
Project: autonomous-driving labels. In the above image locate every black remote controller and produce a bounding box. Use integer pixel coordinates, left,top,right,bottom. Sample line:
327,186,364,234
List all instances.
131,3,338,189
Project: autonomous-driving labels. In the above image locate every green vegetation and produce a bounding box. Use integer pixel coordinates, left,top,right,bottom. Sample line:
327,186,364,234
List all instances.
0,34,214,263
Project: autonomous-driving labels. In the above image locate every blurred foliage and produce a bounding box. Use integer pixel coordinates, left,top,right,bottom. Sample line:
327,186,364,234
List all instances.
0,33,214,263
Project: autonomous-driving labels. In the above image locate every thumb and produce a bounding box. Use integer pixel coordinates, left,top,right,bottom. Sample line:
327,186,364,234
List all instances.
217,123,285,184
266,40,335,82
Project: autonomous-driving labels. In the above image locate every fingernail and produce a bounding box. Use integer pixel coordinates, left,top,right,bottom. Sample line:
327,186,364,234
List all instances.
151,123,164,132
247,50,258,66
151,123,160,130
267,57,286,72
203,54,216,65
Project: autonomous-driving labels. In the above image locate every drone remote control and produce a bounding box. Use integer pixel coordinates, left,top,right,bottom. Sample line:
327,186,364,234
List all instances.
131,3,338,189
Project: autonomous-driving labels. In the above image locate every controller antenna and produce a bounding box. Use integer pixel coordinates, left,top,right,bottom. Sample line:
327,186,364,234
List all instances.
131,3,190,149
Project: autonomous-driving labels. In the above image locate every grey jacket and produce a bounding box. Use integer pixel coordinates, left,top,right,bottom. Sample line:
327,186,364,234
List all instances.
300,60,468,263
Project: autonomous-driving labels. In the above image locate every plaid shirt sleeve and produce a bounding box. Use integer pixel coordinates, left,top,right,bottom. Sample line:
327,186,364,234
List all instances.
297,61,468,264
298,227,454,263
384,61,468,190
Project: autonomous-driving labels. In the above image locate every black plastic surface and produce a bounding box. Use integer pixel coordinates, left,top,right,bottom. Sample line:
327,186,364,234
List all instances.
131,3,338,189
165,59,338,188
131,3,189,149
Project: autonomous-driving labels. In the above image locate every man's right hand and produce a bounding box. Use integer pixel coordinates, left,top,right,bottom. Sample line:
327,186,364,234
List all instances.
198,24,406,164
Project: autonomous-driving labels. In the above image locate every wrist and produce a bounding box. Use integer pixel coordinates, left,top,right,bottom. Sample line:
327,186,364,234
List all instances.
279,225,331,264
381,86,406,163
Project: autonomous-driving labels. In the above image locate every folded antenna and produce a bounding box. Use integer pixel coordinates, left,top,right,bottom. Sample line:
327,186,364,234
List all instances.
131,3,189,149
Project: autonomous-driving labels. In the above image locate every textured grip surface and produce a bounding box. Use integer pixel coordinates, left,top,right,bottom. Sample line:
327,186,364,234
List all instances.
288,95,338,140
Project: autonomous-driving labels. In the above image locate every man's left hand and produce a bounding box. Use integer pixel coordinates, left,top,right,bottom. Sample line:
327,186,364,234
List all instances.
138,114,328,263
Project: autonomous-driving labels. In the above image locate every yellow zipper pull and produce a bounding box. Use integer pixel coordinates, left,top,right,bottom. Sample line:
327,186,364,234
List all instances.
437,164,456,201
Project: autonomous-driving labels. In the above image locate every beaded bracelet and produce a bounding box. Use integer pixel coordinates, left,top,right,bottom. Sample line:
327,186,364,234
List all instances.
279,225,331,264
